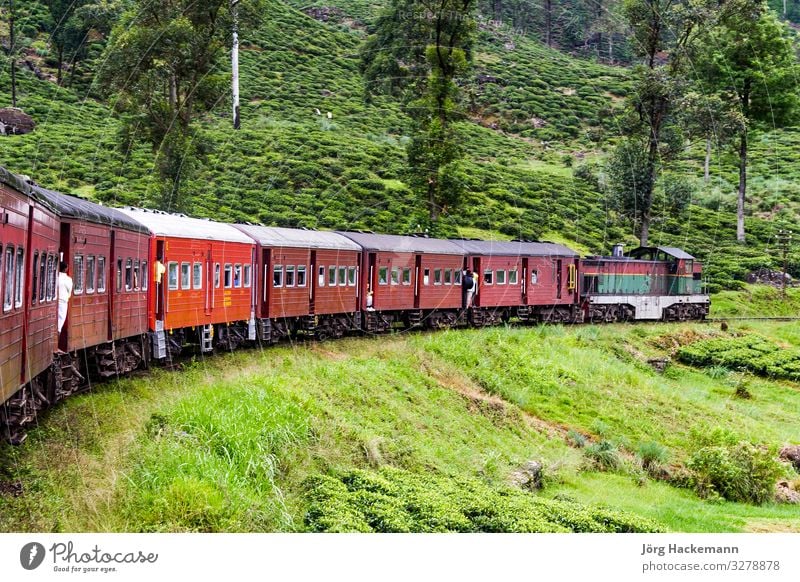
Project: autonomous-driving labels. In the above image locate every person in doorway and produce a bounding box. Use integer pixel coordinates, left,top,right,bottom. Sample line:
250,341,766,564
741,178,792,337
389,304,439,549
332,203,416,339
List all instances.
57,261,73,349
154,252,166,285
465,270,477,309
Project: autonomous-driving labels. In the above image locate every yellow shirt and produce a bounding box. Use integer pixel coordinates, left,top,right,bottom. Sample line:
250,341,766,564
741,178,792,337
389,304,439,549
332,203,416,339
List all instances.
155,261,166,284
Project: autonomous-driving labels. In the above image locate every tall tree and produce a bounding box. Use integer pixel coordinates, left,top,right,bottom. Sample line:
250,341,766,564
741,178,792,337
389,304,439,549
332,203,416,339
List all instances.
45,0,88,85
100,0,261,210
362,0,476,227
694,4,799,242
9,0,17,106
614,0,737,245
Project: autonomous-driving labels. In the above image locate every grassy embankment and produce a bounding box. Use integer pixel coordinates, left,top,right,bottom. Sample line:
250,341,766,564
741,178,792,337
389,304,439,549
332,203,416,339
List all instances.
2,291,799,532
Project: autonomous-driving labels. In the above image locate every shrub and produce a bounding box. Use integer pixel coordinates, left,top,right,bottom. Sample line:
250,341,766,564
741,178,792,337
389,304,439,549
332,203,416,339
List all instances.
584,440,620,471
687,438,785,505
637,441,668,474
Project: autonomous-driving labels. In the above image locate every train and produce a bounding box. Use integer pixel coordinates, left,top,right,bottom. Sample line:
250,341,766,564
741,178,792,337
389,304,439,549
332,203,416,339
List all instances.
0,166,710,444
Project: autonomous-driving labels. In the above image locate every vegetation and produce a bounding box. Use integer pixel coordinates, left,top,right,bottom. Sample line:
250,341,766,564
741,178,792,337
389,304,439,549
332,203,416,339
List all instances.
2,313,799,533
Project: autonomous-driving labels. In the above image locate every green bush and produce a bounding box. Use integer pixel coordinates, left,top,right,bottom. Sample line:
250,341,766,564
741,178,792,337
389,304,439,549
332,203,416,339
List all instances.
304,467,666,533
584,440,620,471
678,334,800,382
637,441,669,473
686,433,785,505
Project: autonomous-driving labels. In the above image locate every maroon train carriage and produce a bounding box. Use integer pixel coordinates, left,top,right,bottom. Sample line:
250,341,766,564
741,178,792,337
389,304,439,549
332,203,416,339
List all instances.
337,232,465,332
27,185,151,392
233,225,362,342
117,208,257,358
453,240,582,325
0,169,60,443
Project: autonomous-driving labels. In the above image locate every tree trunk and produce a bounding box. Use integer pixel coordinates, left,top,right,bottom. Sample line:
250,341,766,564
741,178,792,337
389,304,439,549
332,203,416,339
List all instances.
640,212,650,247
56,43,64,86
737,130,747,242
545,0,552,47
704,136,711,184
231,0,240,129
10,0,16,107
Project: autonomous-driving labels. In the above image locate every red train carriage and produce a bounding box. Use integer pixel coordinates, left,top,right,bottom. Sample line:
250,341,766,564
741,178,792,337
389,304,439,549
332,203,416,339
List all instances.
28,186,151,385
233,225,362,342
118,208,256,358
337,232,465,331
580,246,709,321
0,169,61,442
453,240,581,324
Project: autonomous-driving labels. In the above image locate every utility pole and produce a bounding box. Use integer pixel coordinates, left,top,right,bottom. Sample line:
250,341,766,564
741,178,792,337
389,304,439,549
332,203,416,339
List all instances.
9,0,17,107
231,0,240,129
777,229,792,297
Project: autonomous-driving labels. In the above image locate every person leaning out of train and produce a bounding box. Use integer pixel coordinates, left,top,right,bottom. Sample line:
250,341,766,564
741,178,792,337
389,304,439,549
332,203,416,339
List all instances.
154,253,166,285
56,261,73,352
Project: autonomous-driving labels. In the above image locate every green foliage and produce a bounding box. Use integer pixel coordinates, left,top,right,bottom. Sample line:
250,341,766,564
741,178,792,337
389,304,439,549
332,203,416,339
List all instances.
677,333,800,382
305,467,666,532
687,432,785,504
584,440,621,471
637,441,669,474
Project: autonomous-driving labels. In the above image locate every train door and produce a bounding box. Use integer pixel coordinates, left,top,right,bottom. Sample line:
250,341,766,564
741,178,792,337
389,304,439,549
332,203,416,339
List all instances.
413,254,421,309
368,253,376,309
108,230,116,339
472,257,480,307
556,259,563,300
155,239,166,321
522,257,529,304
204,243,213,316
58,222,70,351
309,250,317,312
261,248,271,317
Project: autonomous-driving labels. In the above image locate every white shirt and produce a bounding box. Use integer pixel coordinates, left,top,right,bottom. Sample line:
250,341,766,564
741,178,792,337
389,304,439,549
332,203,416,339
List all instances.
58,272,73,304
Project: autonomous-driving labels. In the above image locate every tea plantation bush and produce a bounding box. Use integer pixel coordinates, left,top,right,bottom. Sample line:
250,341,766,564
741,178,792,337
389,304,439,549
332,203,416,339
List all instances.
305,467,666,532
677,335,800,381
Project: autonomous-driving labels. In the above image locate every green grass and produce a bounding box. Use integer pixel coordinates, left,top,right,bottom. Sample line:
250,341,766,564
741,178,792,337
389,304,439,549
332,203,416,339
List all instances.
2,315,799,533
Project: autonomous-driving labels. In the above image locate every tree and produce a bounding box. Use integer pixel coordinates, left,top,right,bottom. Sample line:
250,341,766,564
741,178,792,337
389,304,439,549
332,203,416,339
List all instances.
694,4,799,242
362,0,476,227
45,0,89,85
99,0,261,210
614,0,738,245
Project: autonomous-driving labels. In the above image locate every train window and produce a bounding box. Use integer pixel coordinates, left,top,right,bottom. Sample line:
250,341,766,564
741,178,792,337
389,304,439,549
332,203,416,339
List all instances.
3,246,12,311
285,265,295,287
348,266,356,286
244,264,252,288
32,253,39,304
127,259,135,291
224,264,233,288
444,269,452,285
167,262,179,290
39,254,47,302
434,269,442,285
46,255,56,301
273,265,283,288
73,255,84,295
117,258,123,291
391,267,399,285
496,270,506,285
98,257,106,292
193,262,202,290
214,263,221,288
483,269,493,285
402,267,411,285
454,270,462,285
14,248,23,308
133,260,140,290
509,269,518,285
423,269,430,285
179,262,189,290
86,255,96,294
338,266,347,286
234,264,242,288
329,266,337,286
531,270,539,285
318,266,325,287
378,267,387,286
141,261,148,291
297,265,307,287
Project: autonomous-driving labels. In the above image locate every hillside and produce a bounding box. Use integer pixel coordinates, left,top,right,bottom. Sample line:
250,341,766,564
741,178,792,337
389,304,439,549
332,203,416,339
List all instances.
0,0,797,289
1,315,799,532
